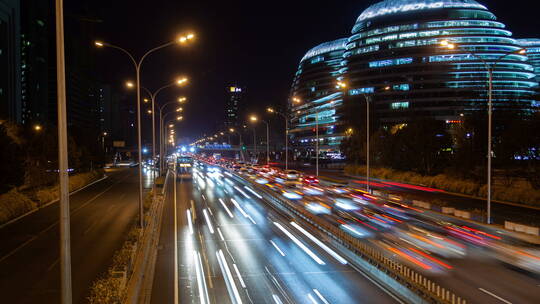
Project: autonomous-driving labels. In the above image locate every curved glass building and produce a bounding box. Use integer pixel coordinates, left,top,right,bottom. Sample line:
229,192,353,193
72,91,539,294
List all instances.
344,0,538,124
289,38,348,158
518,39,540,82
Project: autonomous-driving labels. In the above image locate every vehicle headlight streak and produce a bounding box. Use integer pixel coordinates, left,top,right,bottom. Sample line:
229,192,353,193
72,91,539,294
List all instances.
230,198,256,224
218,198,234,218
187,209,194,235
216,249,243,304
234,186,251,199
203,209,214,234
291,222,347,265
193,250,210,304
244,186,262,199
273,222,325,265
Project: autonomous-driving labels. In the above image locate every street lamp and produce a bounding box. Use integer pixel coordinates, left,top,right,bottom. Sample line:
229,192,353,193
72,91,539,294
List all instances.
439,40,526,224
267,107,290,170
159,97,188,173
127,78,189,178
250,115,269,165
292,97,322,176
34,124,42,131
94,32,195,228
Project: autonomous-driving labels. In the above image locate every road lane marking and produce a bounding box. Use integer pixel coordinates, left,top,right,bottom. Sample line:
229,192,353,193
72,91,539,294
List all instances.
174,171,179,304
217,249,243,304
233,263,247,288
291,222,347,265
203,209,215,234
273,222,325,265
219,198,235,218
307,293,318,304
270,240,286,256
478,288,512,304
313,289,330,304
217,227,226,241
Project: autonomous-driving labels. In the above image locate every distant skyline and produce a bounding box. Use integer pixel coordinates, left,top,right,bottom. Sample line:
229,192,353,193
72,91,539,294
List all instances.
76,0,540,138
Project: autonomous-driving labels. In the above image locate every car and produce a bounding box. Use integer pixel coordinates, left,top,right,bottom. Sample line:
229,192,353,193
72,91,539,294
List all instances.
301,175,319,185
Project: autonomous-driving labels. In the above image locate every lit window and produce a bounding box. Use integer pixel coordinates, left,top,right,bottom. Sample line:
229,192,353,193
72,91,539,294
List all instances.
391,102,409,110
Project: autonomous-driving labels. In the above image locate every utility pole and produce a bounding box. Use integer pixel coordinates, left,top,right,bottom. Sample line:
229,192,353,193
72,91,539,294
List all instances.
55,0,72,303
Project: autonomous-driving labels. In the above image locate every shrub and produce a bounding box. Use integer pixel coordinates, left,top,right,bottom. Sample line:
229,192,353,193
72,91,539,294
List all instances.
0,189,36,224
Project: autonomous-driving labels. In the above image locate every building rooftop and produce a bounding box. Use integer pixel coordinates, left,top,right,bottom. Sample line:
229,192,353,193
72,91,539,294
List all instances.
300,38,348,63
356,0,487,22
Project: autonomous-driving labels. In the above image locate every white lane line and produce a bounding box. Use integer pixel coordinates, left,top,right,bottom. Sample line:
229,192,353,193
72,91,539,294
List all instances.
313,289,330,304
197,251,210,304
203,209,214,234
173,172,179,304
230,198,249,218
244,186,262,199
187,210,194,235
193,250,207,304
269,240,286,256
233,263,247,288
234,186,251,199
272,294,284,304
291,222,347,265
273,222,325,265
219,198,235,218
307,293,318,304
217,249,243,304
217,227,226,241
478,288,512,304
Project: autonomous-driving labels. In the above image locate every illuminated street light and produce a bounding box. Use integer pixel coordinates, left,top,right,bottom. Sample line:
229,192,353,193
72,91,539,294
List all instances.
34,124,42,131
147,110,152,114
249,114,269,165
177,116,183,121
292,97,301,103
169,124,174,128
176,107,183,112
178,97,187,103
177,77,188,85
126,81,135,88
94,33,196,228
336,81,347,89
438,39,527,224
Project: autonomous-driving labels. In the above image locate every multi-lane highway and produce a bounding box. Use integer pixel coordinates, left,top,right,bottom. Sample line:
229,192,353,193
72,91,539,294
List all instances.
151,161,540,304
0,167,152,303
150,169,400,304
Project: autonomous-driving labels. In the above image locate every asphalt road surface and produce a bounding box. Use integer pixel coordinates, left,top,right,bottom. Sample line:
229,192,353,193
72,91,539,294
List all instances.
0,167,152,303
150,171,399,304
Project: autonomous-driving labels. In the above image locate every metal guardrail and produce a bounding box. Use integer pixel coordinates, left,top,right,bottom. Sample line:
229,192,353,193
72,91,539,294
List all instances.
229,171,467,304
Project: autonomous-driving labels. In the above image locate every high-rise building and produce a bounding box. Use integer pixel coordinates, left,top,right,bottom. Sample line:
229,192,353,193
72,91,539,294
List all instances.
289,38,347,158
344,0,538,126
225,85,243,127
518,39,540,82
0,0,21,123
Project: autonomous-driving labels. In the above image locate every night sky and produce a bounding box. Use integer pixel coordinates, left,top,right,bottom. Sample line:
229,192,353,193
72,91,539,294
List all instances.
71,0,539,141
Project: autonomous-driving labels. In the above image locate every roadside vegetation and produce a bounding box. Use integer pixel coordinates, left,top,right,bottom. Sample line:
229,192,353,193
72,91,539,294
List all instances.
340,105,540,206
0,120,106,225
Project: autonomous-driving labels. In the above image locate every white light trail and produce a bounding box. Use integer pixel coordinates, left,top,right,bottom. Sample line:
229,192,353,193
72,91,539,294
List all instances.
244,186,262,199
217,227,226,241
273,222,325,265
217,250,243,304
187,210,194,235
234,186,251,199
307,293,318,304
201,194,206,200
230,198,248,217
193,250,208,304
219,198,234,218
291,222,347,265
197,252,210,304
272,294,283,304
224,171,233,177
313,289,330,304
203,209,214,234
269,240,286,256
232,263,246,288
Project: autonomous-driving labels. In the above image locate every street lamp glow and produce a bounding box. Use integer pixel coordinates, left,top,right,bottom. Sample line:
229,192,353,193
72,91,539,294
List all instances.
336,81,347,89
143,98,149,103
126,81,135,88
34,124,42,131
178,97,187,102
147,110,152,114
178,33,195,44
292,97,301,103
176,107,183,112
94,41,104,47
229,128,235,133
177,116,183,121
176,77,188,85
220,132,224,135
267,107,275,113
249,115,258,122
169,124,174,128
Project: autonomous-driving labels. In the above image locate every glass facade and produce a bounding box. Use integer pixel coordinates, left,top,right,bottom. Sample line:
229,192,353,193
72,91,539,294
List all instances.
289,38,347,158
344,0,538,124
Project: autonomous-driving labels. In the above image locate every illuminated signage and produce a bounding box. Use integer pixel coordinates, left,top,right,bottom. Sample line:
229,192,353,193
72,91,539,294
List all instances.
229,87,242,93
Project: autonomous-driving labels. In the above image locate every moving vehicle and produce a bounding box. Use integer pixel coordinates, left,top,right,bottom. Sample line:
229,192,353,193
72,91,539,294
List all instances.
176,155,193,179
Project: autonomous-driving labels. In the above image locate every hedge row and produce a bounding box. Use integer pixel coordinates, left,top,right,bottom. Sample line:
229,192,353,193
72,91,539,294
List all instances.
0,170,103,225
344,165,540,207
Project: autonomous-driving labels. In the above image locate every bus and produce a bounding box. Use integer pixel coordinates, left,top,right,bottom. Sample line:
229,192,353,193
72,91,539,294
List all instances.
176,155,193,179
